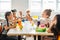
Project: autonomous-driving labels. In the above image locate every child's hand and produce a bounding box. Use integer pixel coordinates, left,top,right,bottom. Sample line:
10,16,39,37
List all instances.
4,25,9,30
47,28,51,33
47,20,56,33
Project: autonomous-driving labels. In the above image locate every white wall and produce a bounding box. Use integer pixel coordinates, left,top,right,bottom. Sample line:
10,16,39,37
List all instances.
12,0,28,17
11,0,42,17
11,0,60,19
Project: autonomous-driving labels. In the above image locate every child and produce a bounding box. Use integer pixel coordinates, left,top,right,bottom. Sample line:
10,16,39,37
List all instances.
1,11,17,40
19,11,24,21
26,10,30,16
19,11,23,18
38,9,52,40
11,9,18,24
37,9,52,40
26,10,31,21
26,10,34,24
40,9,52,27
11,9,17,20
47,14,60,40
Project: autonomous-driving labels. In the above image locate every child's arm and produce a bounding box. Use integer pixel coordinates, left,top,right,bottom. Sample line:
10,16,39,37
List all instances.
4,24,16,31
47,20,56,33
4,25,10,30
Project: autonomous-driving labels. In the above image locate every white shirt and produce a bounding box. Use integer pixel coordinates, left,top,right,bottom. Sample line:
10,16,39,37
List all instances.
40,17,51,24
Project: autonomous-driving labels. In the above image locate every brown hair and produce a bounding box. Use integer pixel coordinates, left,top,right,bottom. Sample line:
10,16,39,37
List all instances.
44,9,52,17
26,10,30,13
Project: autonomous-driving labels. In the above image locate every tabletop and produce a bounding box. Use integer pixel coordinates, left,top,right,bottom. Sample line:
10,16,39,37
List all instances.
7,21,54,36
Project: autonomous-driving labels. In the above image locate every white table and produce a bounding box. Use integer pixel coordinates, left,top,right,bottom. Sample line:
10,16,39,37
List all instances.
7,28,54,40
7,21,54,40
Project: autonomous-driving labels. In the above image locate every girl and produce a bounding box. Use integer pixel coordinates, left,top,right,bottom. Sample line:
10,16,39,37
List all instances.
2,11,16,40
19,11,23,18
26,10,31,21
47,14,60,40
37,9,52,40
26,10,34,24
40,9,52,27
11,9,17,20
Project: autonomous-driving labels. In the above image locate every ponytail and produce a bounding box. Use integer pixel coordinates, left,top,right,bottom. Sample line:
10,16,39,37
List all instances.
5,11,11,27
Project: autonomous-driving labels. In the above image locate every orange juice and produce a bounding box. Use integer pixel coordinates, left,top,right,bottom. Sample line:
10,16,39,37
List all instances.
17,19,23,30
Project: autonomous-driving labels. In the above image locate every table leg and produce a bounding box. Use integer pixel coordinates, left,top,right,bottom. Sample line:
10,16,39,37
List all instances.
18,36,22,40
34,35,36,40
36,35,38,40
41,36,44,40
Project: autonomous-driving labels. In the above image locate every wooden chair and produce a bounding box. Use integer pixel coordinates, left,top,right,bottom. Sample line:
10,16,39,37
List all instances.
43,36,56,40
0,25,2,40
0,25,2,34
57,35,60,40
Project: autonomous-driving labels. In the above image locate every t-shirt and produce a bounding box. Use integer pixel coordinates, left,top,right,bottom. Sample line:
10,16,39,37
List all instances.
40,18,51,24
2,20,13,34
40,17,51,27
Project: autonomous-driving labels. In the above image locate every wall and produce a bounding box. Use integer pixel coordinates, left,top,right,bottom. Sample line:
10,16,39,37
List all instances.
11,0,60,19
12,0,28,17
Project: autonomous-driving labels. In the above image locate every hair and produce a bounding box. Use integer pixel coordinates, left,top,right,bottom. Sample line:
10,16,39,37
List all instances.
26,10,30,13
11,9,17,12
44,9,52,17
55,14,60,33
5,11,11,26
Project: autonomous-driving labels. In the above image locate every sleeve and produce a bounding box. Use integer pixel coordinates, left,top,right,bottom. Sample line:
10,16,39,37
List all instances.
1,21,7,30
1,21,8,34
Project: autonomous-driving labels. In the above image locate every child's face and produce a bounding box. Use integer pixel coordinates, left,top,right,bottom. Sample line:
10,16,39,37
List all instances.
42,12,49,18
8,13,13,20
26,15,30,19
26,11,30,14
19,11,22,16
13,12,16,17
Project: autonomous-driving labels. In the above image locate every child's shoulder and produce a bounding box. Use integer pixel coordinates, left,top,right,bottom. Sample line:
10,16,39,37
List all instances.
40,17,46,20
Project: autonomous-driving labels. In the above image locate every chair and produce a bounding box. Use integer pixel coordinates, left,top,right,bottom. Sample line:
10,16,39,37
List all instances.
57,35,60,40
0,25,2,40
43,36,56,40
18,36,26,40
0,25,2,34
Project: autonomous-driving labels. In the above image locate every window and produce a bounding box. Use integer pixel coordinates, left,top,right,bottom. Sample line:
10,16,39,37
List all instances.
58,0,60,2
0,0,11,1
42,0,56,10
58,3,60,10
29,0,57,12
0,2,11,12
29,0,42,12
0,0,11,19
58,0,60,10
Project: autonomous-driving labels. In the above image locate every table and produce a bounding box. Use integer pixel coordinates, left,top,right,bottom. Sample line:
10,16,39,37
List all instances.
7,28,54,40
7,21,54,40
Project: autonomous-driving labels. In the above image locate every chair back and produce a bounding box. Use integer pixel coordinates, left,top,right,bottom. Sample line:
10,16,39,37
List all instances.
57,35,60,40
0,25,2,34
